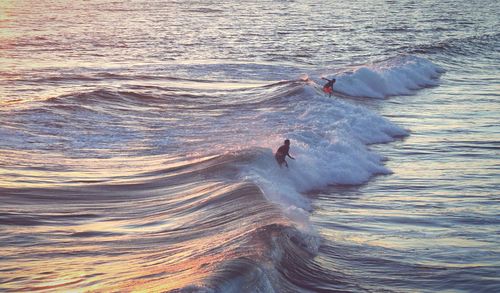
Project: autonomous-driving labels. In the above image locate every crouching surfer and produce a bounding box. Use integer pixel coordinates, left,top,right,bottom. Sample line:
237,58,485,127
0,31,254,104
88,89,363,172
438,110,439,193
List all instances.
321,77,336,97
275,139,295,168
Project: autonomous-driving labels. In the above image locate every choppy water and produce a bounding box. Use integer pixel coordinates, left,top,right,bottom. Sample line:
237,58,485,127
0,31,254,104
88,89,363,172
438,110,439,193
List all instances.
1,0,499,292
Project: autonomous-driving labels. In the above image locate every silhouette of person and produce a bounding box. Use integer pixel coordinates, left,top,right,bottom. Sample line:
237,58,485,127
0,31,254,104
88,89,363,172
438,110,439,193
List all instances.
275,139,295,168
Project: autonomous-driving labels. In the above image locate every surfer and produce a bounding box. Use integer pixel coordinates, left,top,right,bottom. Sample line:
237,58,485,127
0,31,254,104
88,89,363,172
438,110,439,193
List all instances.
275,139,295,168
322,77,336,97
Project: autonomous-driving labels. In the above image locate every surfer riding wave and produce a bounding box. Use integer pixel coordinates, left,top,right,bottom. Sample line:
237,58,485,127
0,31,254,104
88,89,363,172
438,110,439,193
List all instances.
275,139,295,168
321,77,336,97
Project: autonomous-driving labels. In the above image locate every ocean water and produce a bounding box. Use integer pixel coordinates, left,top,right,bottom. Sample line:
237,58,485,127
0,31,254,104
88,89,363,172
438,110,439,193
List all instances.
1,0,499,292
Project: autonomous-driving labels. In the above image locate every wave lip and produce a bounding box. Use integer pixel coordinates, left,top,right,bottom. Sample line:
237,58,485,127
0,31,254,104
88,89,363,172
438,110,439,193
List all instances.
332,55,445,99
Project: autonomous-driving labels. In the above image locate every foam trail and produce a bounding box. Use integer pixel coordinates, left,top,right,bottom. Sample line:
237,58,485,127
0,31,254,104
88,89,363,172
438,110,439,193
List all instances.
330,56,445,98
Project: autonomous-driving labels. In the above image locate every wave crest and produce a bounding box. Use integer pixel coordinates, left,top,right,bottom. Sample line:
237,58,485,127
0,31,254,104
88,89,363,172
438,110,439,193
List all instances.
331,55,444,98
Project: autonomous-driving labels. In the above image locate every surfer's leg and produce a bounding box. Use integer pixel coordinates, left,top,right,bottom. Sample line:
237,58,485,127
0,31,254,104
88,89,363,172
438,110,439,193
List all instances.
275,155,283,167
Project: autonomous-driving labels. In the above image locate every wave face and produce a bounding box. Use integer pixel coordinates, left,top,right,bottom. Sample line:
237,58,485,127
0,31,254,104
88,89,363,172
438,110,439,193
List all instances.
1,0,499,292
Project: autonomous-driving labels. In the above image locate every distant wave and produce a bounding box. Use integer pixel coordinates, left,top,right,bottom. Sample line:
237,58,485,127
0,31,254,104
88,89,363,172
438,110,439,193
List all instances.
400,32,500,57
33,79,305,108
325,55,444,99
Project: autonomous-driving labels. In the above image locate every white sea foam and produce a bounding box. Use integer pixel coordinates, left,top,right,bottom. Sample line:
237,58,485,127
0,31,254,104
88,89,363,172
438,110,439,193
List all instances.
238,57,442,226
245,57,442,215
330,55,444,98
239,82,410,230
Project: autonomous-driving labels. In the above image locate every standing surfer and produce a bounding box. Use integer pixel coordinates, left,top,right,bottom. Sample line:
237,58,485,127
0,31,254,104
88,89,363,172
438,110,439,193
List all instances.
275,139,295,168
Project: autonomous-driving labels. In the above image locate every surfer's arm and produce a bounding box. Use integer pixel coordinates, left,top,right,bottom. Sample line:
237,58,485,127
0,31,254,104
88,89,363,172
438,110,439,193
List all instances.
321,77,336,82
287,153,295,160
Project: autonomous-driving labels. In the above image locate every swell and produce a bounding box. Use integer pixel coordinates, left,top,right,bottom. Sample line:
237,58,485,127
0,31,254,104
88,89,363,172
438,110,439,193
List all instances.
13,72,241,84
3,78,307,112
0,150,325,292
0,79,310,156
399,32,500,57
